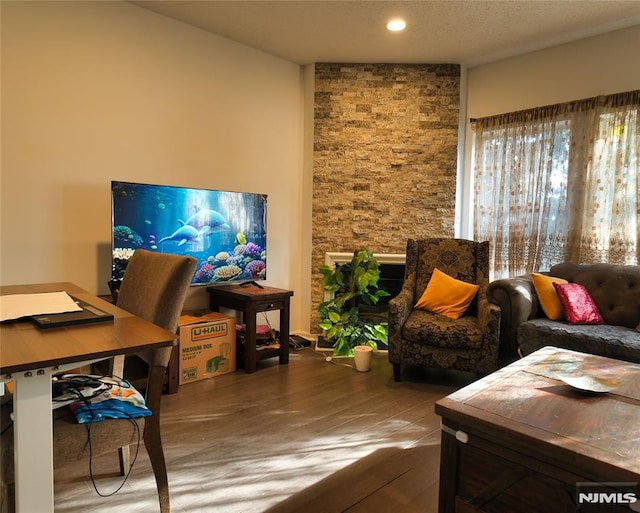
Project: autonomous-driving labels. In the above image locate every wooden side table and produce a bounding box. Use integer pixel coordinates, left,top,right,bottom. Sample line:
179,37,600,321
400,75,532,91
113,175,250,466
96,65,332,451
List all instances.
207,284,294,373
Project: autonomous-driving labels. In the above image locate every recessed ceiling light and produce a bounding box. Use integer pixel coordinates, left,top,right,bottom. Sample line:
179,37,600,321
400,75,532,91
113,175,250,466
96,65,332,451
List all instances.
386,19,406,32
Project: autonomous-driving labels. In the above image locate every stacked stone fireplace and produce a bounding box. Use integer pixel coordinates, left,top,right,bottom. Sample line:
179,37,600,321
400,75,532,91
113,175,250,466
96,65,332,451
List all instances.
310,63,460,333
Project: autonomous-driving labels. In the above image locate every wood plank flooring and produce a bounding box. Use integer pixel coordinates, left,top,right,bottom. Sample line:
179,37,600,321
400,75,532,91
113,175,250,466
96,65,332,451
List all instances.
53,348,476,513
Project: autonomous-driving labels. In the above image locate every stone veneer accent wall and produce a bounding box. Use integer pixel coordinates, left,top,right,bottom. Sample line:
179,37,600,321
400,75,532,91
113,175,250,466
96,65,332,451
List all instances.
311,63,460,333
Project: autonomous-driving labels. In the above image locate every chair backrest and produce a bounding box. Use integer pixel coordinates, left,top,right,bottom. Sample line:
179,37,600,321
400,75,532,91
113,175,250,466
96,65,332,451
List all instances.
405,238,490,314
117,249,197,367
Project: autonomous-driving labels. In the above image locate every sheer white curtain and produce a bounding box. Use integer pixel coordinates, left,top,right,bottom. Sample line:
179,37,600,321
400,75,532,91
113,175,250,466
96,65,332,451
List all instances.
473,90,639,278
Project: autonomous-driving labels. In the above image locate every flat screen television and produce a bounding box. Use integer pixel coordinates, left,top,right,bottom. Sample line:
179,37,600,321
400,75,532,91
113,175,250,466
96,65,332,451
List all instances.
111,181,267,286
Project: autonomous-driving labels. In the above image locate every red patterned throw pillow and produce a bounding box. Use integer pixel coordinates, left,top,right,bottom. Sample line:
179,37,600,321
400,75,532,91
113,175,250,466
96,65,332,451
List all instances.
552,282,604,325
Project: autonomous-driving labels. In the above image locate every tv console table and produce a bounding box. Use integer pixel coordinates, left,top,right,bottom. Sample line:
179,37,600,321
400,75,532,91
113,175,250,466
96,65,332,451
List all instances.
207,284,293,373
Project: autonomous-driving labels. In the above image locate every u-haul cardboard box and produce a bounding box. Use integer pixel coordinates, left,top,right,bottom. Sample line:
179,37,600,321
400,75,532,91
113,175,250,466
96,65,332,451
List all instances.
178,311,236,385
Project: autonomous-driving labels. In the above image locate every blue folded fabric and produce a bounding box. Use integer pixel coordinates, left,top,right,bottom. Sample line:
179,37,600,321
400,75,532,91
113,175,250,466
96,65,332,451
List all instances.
70,398,152,423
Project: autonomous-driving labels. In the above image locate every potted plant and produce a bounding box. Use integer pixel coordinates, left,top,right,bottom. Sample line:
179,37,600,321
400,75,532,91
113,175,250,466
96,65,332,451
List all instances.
317,249,390,357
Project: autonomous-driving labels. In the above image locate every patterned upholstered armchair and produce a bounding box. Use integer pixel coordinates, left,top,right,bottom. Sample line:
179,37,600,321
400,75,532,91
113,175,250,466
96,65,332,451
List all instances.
388,238,501,381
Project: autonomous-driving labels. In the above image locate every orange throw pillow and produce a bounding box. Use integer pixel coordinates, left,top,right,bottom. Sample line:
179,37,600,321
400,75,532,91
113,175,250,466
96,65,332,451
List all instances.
415,268,479,320
530,273,568,320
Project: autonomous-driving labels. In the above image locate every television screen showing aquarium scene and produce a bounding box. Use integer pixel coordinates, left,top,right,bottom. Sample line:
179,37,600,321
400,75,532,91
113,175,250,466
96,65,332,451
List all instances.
111,181,267,286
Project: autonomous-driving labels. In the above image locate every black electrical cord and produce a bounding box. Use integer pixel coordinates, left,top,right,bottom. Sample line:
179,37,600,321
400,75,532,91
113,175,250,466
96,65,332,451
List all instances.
86,411,142,497
52,374,113,404
55,374,144,497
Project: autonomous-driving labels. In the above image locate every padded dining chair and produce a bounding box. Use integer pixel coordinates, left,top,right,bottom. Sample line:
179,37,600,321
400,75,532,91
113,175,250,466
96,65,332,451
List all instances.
1,249,197,513
387,238,501,381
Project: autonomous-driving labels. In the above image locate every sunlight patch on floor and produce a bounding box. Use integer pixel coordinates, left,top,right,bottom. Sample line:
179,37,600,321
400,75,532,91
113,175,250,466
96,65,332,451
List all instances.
167,425,433,513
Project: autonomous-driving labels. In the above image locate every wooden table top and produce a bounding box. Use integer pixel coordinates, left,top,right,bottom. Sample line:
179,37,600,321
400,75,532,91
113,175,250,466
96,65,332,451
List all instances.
435,346,640,477
207,284,293,300
0,282,178,375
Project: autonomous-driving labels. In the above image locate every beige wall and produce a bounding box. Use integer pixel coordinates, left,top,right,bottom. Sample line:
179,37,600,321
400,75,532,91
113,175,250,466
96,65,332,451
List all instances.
1,1,305,329
467,25,640,118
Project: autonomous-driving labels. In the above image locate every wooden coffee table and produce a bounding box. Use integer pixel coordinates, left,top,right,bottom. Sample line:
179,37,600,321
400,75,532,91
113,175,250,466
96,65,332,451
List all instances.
435,346,640,513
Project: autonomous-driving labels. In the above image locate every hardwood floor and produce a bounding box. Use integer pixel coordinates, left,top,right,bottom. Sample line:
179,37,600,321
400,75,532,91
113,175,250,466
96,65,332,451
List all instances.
54,348,476,513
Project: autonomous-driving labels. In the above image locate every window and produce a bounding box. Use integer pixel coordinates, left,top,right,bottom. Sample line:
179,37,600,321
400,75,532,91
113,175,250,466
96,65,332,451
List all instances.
473,90,639,278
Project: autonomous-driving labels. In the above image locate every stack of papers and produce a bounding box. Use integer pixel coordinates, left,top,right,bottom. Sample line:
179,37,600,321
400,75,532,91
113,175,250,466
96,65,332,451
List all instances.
0,291,82,322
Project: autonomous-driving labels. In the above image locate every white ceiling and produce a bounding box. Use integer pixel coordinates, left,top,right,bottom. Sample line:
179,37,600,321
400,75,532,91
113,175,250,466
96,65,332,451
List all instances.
130,0,640,67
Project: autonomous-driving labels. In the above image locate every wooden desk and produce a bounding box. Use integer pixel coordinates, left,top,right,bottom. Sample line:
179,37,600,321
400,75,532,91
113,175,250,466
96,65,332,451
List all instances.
0,282,178,513
435,347,640,513
207,284,293,373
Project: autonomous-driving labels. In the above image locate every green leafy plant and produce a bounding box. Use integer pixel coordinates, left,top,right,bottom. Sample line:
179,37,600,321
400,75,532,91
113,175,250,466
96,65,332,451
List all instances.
318,249,390,357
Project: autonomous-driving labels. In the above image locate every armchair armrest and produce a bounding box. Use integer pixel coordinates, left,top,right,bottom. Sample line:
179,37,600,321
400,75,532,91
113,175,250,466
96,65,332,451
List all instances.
387,272,416,362
388,274,416,334
478,295,501,337
487,276,540,364
477,294,501,371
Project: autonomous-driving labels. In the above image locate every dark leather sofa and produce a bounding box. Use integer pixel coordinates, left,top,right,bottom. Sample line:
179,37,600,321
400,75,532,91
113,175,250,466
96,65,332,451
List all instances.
487,263,640,365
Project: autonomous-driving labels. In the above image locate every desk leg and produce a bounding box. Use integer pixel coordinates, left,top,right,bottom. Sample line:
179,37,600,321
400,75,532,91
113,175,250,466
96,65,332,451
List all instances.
13,369,54,513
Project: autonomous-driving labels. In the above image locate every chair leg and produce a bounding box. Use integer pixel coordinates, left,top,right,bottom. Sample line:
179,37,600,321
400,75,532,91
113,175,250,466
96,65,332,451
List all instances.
118,446,131,476
144,426,170,513
144,366,170,513
392,362,402,382
0,480,15,513
111,354,132,477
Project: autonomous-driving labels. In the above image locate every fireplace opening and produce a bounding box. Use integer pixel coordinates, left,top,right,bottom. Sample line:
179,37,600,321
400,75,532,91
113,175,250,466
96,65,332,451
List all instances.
358,263,405,322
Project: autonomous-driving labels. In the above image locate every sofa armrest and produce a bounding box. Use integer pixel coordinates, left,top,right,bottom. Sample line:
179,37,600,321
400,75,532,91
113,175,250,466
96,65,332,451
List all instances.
487,276,540,365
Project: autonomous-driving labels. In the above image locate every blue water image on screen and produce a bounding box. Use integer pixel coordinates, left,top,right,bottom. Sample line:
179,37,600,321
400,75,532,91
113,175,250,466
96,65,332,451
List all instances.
112,181,267,285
